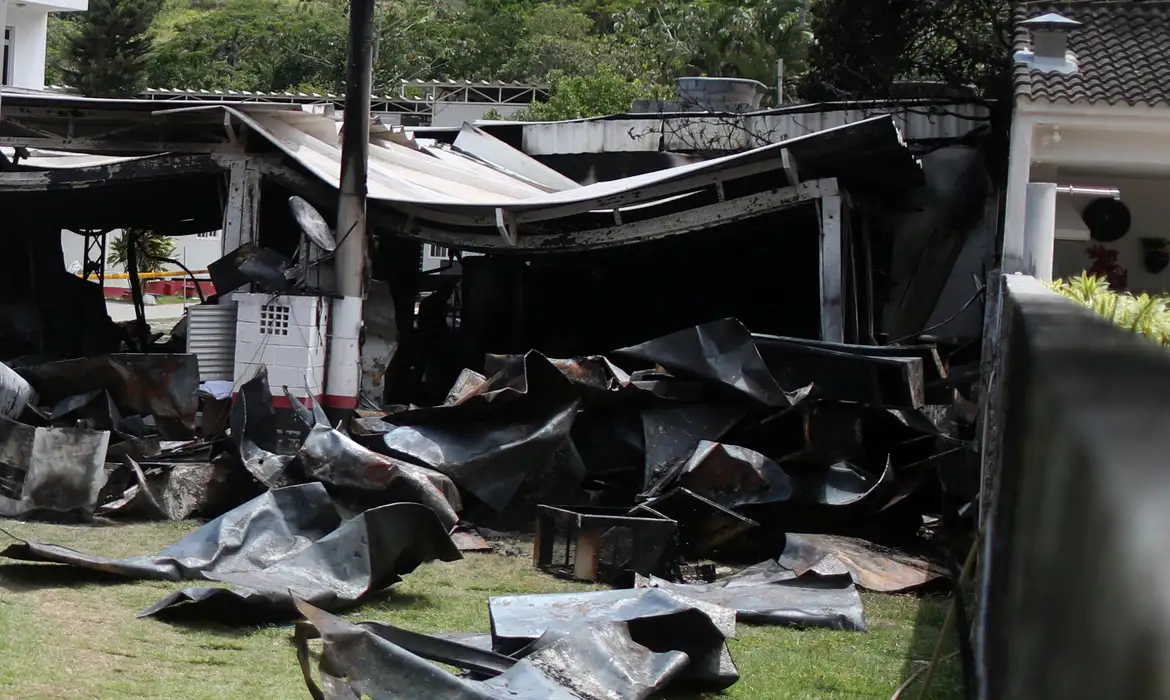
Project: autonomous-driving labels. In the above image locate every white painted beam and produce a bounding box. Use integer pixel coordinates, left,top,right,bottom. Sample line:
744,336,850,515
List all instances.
819,188,845,343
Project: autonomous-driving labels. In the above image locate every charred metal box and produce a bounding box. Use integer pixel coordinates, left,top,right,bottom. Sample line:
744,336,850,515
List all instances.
533,505,679,583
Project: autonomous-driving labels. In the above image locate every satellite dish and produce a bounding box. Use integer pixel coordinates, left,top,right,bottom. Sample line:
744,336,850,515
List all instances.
289,196,337,252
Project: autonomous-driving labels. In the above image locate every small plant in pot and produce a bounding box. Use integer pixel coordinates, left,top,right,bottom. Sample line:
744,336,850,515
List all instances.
1141,237,1170,274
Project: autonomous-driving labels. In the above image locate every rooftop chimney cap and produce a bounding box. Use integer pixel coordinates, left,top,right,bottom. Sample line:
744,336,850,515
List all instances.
1021,12,1084,30
1016,11,1081,74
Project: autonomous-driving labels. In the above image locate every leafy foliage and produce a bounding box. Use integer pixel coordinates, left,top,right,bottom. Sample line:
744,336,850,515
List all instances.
108,230,177,274
46,0,1009,111
1049,274,1170,347
801,0,1012,100
61,0,164,97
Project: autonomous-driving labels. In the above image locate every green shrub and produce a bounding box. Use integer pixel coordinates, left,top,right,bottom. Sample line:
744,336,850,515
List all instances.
1048,273,1170,347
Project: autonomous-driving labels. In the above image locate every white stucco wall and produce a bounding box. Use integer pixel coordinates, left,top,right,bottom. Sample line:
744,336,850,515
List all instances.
5,3,48,89
1052,175,1170,295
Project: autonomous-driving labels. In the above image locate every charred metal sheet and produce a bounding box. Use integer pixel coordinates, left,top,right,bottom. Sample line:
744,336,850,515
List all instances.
0,361,35,420
4,483,342,577
47,390,122,431
296,610,517,679
207,243,293,295
378,352,583,513
15,354,200,439
638,561,867,631
634,488,757,557
296,599,720,700
99,452,244,522
533,504,678,583
642,441,792,510
140,501,461,620
752,334,926,409
0,416,109,520
484,353,636,399
1,483,461,620
230,366,298,488
641,404,748,488
752,334,947,385
443,369,489,406
298,423,461,530
615,318,808,407
777,533,949,593
488,586,738,690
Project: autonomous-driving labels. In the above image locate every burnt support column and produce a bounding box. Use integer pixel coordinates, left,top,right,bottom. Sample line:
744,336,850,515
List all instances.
325,0,376,417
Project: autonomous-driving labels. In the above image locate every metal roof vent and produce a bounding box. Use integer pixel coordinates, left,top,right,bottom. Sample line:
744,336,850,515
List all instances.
1015,13,1083,74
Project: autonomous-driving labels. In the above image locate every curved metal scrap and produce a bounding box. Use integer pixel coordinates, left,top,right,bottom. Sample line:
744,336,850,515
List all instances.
614,318,809,407
777,533,949,593
295,598,714,700
638,561,867,631
1,483,461,620
299,423,461,530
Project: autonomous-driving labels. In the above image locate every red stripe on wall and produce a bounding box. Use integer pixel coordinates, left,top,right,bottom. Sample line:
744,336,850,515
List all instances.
322,394,359,409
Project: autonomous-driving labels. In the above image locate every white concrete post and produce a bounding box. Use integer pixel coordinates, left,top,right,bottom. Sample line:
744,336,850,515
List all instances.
1024,183,1057,282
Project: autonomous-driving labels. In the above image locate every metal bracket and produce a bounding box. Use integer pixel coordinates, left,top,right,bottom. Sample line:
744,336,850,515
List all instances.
495,208,518,247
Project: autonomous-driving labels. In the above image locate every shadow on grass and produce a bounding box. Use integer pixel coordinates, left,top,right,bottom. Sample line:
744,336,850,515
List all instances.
900,593,966,699
0,562,131,592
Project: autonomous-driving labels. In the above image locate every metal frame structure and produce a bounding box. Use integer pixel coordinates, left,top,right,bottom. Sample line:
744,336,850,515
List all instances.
77,228,109,283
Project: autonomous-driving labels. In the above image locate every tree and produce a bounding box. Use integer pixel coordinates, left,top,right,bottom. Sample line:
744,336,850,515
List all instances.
61,0,163,97
108,230,176,274
801,0,1012,100
509,65,661,121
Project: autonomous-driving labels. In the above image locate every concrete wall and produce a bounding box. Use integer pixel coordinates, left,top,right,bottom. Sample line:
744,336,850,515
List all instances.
430,101,529,128
1051,175,1170,295
61,229,224,276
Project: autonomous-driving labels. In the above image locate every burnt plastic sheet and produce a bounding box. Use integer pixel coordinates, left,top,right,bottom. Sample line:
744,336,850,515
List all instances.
2,483,462,620
0,416,110,520
377,352,583,512
638,561,867,631
614,318,807,407
295,600,710,700
14,354,200,439
777,533,949,593
488,586,739,691
298,423,461,530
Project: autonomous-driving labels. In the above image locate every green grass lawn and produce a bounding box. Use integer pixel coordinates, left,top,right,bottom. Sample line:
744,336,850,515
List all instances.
0,520,963,700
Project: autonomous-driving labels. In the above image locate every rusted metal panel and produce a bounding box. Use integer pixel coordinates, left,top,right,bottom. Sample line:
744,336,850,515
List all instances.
15,354,201,439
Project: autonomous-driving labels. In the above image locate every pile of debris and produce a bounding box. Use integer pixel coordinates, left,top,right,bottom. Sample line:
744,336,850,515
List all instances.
0,316,974,698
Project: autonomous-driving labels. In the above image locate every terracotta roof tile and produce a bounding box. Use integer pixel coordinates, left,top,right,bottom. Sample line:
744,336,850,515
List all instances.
1014,1,1170,106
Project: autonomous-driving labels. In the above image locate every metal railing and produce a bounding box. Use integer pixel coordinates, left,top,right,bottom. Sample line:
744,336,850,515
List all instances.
980,274,1170,699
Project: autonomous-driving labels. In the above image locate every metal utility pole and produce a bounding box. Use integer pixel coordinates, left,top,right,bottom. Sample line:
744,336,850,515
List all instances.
325,0,376,416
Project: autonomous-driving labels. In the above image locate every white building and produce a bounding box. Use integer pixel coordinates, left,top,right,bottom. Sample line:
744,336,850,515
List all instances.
1004,4,1170,294
1,0,86,91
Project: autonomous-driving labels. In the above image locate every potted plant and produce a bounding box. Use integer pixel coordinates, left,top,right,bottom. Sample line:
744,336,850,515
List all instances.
1141,237,1170,274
